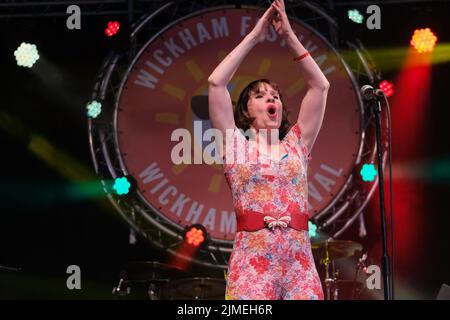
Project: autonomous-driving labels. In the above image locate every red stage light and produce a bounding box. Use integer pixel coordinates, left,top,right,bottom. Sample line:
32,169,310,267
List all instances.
379,80,394,97
410,28,437,53
105,21,120,37
185,226,205,247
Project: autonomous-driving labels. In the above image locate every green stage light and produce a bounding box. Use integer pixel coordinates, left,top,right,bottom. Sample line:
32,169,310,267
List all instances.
87,101,102,118
14,42,40,68
309,221,317,238
360,163,377,182
113,177,131,195
348,9,363,24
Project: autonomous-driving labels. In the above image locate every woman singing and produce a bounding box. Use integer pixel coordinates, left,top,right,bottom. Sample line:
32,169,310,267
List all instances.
208,0,329,300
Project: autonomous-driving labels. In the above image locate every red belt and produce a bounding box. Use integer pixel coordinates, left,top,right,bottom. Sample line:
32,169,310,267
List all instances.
236,203,309,232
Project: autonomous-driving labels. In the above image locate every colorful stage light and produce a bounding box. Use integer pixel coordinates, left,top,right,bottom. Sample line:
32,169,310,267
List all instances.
410,28,437,53
379,80,394,97
308,221,317,238
185,225,206,247
86,100,102,118
348,9,363,24
14,42,40,68
113,176,131,195
105,21,120,37
360,163,377,182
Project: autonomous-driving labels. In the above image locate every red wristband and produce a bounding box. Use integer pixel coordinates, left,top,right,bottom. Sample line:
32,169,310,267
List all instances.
293,51,309,62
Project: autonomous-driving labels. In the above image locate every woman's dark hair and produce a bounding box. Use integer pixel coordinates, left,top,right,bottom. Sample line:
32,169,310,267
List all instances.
234,79,291,140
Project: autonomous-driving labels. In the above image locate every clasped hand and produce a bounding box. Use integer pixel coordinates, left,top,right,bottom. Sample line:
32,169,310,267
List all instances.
249,0,294,43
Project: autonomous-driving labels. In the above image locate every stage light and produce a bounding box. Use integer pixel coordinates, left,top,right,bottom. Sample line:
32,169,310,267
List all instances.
348,9,363,24
86,100,102,118
308,221,317,238
14,42,39,68
360,163,377,182
113,176,131,195
410,28,437,53
379,80,394,97
186,226,204,247
105,21,120,37
184,224,209,247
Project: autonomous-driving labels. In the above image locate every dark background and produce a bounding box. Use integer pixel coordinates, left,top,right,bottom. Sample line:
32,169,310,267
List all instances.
1,0,449,299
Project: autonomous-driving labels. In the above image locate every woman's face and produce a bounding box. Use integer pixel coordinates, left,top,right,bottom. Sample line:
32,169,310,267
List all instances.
246,82,283,132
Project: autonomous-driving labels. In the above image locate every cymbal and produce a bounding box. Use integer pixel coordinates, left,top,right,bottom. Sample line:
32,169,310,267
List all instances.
120,261,186,282
311,240,362,260
161,277,226,300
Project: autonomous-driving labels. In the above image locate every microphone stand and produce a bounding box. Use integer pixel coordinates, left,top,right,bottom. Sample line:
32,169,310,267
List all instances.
371,92,393,300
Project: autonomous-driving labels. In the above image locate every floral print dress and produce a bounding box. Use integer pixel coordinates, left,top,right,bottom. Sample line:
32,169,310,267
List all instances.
223,123,324,300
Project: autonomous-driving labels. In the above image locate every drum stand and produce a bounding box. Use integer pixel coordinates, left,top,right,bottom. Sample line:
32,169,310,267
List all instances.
320,241,336,300
148,282,159,300
112,278,130,296
147,279,171,300
112,278,167,299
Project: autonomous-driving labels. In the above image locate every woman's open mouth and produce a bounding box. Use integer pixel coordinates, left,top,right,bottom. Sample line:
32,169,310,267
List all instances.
267,105,277,119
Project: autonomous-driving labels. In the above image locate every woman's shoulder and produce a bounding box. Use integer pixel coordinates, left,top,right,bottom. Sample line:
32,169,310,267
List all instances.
282,122,301,142
283,123,312,162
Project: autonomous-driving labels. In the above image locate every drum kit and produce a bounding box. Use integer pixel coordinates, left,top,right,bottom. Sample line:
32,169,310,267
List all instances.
113,240,367,300
112,261,225,300
311,239,366,300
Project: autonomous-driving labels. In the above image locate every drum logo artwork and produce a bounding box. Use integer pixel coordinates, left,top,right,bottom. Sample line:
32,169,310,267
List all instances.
115,8,361,241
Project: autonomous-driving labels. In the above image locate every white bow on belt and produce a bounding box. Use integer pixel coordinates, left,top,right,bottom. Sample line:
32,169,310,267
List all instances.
263,215,291,229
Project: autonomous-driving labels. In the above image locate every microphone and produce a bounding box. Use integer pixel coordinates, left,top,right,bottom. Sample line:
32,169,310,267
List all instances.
360,85,385,100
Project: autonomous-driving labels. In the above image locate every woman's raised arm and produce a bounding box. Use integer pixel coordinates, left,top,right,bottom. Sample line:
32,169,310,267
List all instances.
208,4,277,135
272,0,330,154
